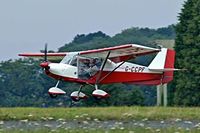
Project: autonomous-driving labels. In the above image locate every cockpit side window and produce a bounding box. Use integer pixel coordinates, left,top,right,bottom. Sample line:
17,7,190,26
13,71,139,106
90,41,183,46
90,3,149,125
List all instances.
77,57,102,80
70,57,77,66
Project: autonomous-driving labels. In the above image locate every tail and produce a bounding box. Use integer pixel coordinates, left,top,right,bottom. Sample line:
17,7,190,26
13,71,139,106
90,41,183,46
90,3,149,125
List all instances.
148,48,176,84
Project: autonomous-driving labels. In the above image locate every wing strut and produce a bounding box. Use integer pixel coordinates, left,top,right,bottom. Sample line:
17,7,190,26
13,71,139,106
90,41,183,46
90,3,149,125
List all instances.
96,51,111,84
98,56,133,83
98,61,126,83
95,52,133,84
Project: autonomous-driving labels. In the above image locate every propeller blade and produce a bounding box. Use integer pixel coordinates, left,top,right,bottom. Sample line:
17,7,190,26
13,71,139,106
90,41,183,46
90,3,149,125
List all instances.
44,43,48,62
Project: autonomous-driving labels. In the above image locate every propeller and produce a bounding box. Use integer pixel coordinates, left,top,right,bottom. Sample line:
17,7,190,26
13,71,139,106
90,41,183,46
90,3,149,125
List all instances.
40,43,50,70
44,43,48,62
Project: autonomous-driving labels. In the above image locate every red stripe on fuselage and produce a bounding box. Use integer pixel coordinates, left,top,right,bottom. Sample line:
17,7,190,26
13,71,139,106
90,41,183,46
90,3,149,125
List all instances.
94,71,162,84
45,70,162,85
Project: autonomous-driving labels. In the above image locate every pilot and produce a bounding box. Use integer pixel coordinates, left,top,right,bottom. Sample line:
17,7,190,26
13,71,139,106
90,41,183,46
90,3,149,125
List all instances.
79,58,90,79
87,59,99,76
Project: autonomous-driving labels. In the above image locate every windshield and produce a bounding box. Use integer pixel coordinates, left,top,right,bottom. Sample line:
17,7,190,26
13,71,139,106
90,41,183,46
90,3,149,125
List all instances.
60,52,79,65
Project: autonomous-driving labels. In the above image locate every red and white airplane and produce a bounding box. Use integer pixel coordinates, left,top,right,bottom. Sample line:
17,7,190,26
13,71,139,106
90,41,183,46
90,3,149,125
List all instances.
19,44,176,102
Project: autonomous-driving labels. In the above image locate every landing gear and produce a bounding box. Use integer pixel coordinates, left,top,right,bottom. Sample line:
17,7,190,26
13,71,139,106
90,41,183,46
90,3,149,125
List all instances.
92,84,110,100
48,81,110,103
49,94,57,98
48,81,66,98
70,85,88,102
69,84,110,107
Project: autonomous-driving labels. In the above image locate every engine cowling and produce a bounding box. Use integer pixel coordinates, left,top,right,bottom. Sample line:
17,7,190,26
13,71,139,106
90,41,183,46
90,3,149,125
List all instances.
70,91,88,102
48,87,66,98
92,90,110,99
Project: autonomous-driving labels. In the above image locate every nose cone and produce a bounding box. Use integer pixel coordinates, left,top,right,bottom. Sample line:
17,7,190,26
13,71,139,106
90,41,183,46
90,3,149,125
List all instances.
40,62,50,69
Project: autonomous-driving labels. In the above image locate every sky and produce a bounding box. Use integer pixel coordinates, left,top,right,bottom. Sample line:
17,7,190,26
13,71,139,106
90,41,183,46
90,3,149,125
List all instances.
0,0,185,61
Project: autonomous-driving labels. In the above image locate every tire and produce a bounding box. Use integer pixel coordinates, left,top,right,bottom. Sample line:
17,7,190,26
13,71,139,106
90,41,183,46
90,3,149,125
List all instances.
49,94,57,98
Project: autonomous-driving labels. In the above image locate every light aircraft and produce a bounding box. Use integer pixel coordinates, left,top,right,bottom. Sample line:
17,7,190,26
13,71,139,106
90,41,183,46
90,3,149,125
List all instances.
19,44,176,102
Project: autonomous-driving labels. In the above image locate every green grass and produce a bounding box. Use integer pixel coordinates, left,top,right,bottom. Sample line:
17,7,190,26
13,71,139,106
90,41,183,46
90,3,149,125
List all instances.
1,127,200,133
0,106,200,121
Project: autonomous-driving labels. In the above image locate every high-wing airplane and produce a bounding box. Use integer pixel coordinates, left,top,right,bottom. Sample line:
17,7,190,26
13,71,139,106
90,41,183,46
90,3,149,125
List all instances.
19,44,177,102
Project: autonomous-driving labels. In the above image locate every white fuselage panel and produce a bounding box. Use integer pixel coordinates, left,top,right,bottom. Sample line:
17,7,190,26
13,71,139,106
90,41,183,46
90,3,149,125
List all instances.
104,62,161,74
49,63,77,78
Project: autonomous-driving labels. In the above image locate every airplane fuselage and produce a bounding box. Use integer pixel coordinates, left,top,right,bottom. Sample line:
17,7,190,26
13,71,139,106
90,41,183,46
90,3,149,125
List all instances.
45,61,163,85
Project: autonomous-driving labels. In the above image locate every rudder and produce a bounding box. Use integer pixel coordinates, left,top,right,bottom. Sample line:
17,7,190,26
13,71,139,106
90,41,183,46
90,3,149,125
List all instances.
162,49,175,84
148,48,176,84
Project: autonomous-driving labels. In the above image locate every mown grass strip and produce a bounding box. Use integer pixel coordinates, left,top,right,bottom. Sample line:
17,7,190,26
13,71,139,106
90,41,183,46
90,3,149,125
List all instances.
0,106,200,121
1,127,199,133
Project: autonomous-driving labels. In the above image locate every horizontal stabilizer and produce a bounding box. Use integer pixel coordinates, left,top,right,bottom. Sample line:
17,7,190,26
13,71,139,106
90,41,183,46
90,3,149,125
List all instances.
149,68,184,72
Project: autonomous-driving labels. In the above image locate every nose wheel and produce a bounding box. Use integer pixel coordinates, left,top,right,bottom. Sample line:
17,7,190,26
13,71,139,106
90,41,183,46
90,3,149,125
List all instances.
48,81,66,98
49,94,58,98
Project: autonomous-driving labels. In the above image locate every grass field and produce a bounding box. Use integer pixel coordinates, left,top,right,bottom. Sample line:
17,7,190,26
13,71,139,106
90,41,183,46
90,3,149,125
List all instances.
2,127,200,133
0,106,200,121
1,107,200,133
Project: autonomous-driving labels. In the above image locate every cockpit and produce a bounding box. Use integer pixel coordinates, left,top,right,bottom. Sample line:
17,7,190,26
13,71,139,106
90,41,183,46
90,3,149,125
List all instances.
60,52,103,80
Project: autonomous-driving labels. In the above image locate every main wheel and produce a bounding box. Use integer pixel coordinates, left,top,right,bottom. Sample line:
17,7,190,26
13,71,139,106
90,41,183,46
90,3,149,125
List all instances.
49,93,57,98
70,91,88,102
71,97,80,102
92,89,110,99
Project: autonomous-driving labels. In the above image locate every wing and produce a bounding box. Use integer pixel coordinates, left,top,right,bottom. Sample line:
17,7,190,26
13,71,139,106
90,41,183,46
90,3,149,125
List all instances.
79,44,160,63
18,53,67,61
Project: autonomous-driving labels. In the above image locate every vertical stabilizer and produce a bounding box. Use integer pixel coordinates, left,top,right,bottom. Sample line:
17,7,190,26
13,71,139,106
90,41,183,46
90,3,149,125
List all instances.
148,48,175,84
148,48,168,71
